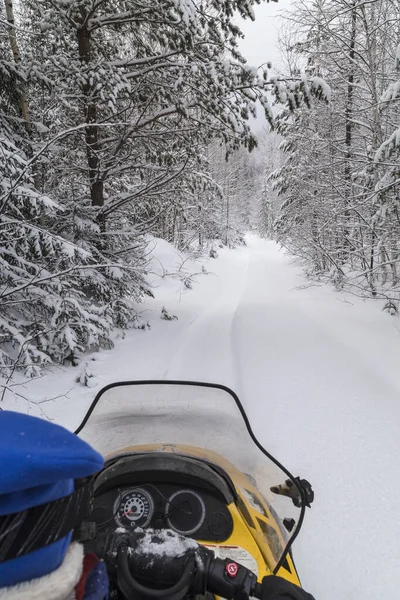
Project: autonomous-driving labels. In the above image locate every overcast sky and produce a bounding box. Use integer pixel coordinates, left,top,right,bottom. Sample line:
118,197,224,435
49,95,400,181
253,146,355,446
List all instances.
237,1,292,71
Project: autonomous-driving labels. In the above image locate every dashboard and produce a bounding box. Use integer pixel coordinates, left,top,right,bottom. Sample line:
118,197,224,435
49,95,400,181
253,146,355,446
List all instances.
90,483,234,543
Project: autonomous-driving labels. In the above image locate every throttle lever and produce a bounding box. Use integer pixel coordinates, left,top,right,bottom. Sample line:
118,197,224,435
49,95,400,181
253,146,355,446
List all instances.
206,556,258,600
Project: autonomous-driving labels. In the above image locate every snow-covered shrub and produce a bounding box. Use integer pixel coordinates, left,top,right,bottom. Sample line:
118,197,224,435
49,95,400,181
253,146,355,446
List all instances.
382,300,398,316
161,307,178,321
76,361,98,387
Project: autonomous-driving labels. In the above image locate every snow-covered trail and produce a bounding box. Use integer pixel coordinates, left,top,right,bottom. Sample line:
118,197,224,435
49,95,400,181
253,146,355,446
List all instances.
150,237,400,600
5,235,400,600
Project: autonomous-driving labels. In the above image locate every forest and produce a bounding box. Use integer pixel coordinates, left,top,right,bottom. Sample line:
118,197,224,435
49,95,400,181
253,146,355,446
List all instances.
1,0,399,377
272,0,400,308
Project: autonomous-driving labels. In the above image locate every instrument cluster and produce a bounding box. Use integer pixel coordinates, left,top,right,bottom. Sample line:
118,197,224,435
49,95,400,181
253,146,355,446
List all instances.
92,483,233,542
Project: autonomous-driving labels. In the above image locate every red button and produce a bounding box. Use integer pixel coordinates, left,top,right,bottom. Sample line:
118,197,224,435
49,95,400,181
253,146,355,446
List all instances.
226,562,239,578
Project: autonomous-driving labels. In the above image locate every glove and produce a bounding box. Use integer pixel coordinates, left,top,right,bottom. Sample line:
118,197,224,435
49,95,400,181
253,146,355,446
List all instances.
260,576,316,600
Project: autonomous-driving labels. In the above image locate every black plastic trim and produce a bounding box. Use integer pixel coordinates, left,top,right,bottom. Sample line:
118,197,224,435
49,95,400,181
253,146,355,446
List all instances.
74,380,307,573
102,453,238,501
94,453,235,504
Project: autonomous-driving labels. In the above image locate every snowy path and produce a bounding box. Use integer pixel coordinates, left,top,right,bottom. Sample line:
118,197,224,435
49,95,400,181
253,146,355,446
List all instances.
5,235,400,600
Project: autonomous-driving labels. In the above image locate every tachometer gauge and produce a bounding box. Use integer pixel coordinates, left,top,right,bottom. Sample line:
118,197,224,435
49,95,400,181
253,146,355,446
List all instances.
165,490,206,536
115,489,154,529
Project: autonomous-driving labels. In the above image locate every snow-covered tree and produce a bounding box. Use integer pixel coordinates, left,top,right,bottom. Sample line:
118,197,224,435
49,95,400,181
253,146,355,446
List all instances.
0,0,331,374
0,0,148,376
273,0,400,301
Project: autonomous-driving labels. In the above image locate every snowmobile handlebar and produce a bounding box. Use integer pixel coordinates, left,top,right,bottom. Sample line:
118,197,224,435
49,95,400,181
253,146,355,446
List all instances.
117,541,260,600
105,529,313,600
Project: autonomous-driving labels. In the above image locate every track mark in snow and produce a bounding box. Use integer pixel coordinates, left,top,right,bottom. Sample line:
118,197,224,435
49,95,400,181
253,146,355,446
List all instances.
164,251,250,387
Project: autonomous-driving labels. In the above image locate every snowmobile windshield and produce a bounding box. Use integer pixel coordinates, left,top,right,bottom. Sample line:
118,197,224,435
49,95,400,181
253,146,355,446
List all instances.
76,381,303,566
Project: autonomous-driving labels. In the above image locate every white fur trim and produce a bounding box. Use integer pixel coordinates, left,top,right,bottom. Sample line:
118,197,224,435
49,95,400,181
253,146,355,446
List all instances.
0,542,84,600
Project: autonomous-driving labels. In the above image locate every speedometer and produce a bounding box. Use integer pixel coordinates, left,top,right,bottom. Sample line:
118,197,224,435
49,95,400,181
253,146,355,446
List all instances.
114,489,154,529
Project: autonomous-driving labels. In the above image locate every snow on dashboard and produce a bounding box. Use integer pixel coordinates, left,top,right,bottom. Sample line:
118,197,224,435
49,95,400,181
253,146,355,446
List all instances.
132,529,198,558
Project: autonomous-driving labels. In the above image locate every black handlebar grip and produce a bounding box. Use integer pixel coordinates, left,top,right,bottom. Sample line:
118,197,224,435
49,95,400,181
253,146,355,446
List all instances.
117,545,196,600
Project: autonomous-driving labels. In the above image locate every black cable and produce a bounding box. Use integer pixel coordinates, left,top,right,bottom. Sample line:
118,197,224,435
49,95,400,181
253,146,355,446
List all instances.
95,487,124,528
145,483,192,517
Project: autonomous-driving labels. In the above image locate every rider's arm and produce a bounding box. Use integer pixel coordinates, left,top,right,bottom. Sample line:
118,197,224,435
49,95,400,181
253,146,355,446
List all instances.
0,411,106,599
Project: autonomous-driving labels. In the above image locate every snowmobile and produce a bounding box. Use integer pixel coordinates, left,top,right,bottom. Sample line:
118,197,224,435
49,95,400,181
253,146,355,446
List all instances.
75,381,314,600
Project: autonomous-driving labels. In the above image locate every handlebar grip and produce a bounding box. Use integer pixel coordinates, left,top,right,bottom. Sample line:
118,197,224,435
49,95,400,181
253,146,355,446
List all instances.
117,545,196,600
206,557,258,600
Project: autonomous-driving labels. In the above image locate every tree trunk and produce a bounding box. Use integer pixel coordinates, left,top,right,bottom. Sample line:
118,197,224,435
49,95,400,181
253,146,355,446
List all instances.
342,3,357,256
344,5,356,185
76,20,105,212
4,0,33,134
360,2,383,292
197,197,203,247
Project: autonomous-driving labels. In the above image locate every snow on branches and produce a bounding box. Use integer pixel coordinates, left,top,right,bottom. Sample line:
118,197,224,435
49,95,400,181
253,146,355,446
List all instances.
272,0,400,303
0,128,148,376
0,0,330,375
